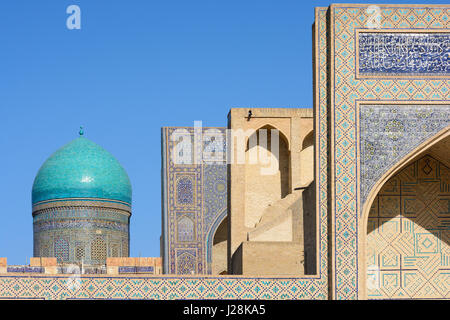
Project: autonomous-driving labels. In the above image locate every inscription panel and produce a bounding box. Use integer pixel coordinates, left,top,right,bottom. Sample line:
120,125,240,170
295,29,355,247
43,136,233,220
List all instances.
357,31,449,77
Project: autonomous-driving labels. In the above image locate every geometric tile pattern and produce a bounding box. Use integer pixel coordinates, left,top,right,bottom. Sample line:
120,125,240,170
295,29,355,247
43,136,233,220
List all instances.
367,155,450,299
329,4,450,299
360,104,450,205
0,275,328,300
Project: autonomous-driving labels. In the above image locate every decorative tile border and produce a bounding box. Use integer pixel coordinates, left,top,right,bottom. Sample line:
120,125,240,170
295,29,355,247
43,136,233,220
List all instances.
0,275,327,300
313,7,330,298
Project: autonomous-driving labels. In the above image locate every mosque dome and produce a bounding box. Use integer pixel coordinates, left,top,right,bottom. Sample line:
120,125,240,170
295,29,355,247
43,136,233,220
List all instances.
32,136,132,205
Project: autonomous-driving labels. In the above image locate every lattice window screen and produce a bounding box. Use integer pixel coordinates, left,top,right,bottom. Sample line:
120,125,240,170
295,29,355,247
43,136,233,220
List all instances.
91,237,107,262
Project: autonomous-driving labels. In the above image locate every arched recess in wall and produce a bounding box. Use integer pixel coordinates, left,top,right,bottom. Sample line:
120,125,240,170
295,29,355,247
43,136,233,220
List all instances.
359,128,450,300
212,216,228,275
205,209,227,274
177,215,195,242
300,130,314,186
300,129,317,275
244,125,291,228
302,130,314,150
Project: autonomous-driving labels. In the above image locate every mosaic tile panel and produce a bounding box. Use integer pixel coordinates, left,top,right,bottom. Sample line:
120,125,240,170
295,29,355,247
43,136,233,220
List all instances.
358,32,450,76
177,249,197,275
367,156,450,299
176,177,194,205
360,104,450,205
161,128,227,275
328,4,450,299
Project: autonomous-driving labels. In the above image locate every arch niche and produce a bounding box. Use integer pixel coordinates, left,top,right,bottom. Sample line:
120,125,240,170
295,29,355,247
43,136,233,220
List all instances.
211,216,228,274
244,125,291,228
300,130,314,185
359,128,450,299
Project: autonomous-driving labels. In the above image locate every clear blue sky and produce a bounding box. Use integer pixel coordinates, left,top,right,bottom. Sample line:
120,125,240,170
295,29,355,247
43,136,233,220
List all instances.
0,0,447,264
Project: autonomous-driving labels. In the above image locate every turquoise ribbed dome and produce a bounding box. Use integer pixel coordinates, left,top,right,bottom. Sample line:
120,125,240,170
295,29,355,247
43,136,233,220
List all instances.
32,137,132,205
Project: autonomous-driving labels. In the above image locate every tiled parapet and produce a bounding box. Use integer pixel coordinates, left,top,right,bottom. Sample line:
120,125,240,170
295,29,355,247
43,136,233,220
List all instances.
0,274,327,300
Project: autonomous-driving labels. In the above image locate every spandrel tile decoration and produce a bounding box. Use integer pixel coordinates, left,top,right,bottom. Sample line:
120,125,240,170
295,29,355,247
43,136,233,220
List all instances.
0,3,449,300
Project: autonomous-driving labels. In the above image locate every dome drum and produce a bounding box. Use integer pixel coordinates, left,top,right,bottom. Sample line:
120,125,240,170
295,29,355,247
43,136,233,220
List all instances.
33,201,130,265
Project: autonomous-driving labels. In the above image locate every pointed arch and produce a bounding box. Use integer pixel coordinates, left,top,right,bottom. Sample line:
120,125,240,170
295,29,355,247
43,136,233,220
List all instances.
302,130,314,150
359,126,450,299
211,215,228,274
177,215,195,242
300,129,314,185
245,124,290,152
205,208,227,273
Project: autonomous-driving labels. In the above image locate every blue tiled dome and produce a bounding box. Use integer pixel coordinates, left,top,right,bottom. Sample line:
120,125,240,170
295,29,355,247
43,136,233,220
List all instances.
32,137,132,205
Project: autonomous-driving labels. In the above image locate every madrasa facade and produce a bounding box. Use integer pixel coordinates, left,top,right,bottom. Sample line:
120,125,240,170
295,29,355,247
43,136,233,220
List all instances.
0,3,449,300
